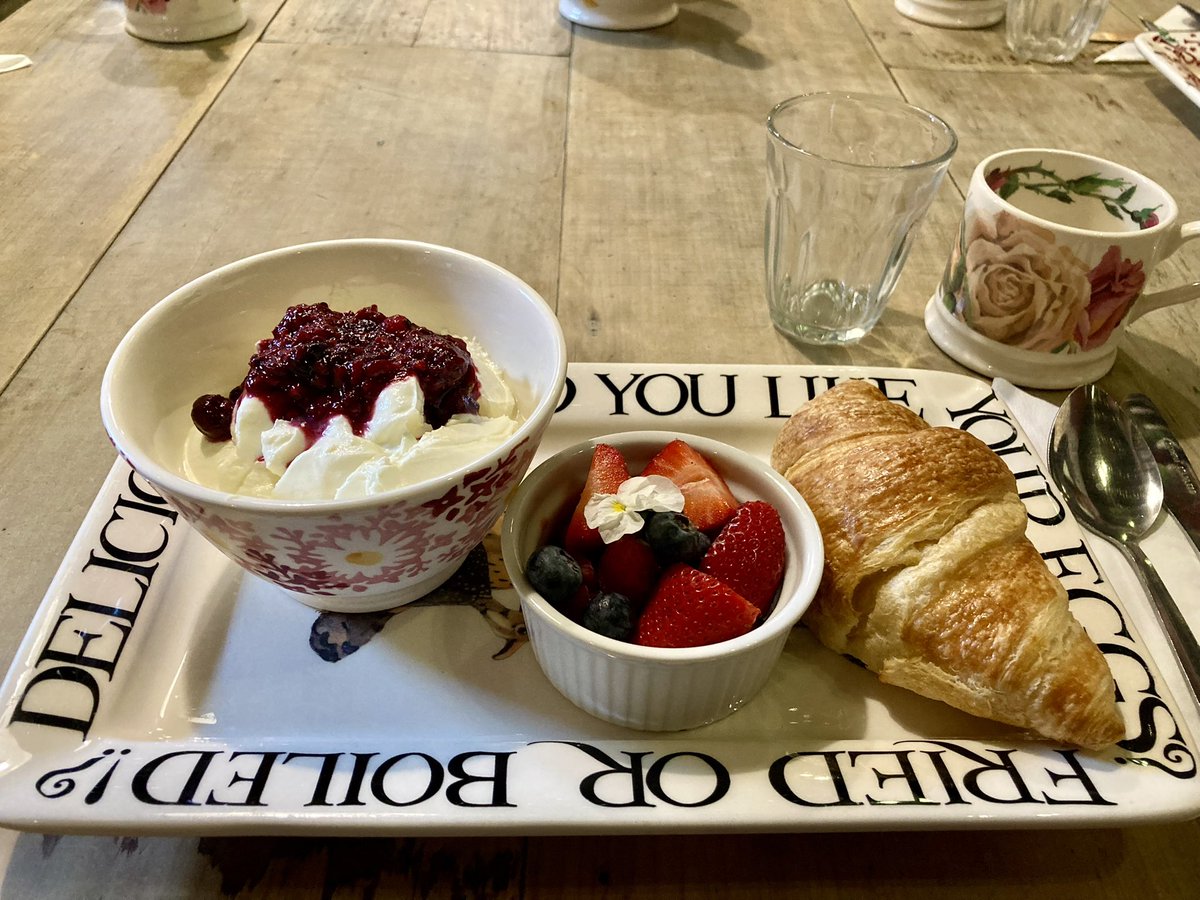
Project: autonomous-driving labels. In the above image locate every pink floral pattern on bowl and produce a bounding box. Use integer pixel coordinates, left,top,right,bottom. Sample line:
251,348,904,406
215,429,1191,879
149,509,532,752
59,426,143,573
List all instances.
165,438,532,599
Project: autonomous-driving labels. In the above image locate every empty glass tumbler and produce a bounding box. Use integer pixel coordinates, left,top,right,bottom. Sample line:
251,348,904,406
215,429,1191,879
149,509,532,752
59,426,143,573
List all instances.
765,93,957,346
1006,0,1111,64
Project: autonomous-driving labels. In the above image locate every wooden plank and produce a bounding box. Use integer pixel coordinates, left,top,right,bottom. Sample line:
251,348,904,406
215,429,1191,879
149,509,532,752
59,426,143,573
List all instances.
262,0,426,46
848,0,1168,72
3,821,1200,897
524,825,1200,899
556,0,968,370
264,0,570,55
417,0,571,56
0,0,74,46
0,0,30,25
0,0,286,393
0,832,526,898
0,40,567,669
113,41,567,303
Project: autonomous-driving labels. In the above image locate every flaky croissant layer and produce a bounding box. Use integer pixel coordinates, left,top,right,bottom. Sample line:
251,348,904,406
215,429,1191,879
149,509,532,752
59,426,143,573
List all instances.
772,380,1125,751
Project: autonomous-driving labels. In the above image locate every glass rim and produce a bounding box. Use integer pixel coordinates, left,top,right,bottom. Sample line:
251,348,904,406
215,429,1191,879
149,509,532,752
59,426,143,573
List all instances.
766,91,958,172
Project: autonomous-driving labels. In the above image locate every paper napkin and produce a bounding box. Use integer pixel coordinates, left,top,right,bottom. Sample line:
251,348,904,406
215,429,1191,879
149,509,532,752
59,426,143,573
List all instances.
0,54,32,74
994,378,1200,722
1096,4,1197,62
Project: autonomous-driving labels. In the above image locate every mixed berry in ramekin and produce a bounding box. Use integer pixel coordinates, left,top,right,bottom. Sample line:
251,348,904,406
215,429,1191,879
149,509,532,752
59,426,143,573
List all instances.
501,431,823,732
525,438,788,648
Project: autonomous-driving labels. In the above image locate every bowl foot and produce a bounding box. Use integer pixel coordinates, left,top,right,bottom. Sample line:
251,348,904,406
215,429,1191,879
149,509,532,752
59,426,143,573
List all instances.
271,560,463,614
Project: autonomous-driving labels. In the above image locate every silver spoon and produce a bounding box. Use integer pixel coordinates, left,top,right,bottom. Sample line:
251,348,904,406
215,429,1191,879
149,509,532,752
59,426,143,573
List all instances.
1048,384,1200,701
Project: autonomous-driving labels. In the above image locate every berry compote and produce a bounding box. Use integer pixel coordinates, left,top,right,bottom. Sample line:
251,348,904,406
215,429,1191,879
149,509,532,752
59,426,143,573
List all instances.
191,303,481,444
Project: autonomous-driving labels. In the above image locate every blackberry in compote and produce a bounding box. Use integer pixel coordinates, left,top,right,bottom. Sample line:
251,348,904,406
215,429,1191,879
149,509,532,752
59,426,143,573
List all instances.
191,303,482,444
182,302,520,501
191,391,238,442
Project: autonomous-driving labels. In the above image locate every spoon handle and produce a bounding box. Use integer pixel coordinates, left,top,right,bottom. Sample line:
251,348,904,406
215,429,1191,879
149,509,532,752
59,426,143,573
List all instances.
1120,539,1200,705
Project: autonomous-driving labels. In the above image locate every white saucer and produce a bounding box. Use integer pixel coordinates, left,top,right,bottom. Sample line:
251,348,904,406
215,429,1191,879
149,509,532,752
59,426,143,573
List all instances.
924,293,1119,389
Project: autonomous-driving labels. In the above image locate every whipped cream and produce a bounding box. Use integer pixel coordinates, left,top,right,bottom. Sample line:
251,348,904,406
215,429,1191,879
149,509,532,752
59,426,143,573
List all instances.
183,339,519,500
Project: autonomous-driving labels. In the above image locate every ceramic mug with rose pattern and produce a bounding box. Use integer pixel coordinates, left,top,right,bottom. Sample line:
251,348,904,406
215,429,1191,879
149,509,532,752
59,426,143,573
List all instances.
124,0,247,43
925,148,1200,388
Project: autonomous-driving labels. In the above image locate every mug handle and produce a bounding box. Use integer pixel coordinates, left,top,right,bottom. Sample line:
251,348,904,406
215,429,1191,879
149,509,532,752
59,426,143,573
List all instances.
1130,219,1200,321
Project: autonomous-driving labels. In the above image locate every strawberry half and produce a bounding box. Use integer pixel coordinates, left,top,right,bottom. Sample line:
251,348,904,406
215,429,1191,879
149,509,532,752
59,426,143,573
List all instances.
564,444,630,556
598,536,660,607
701,501,786,612
634,564,759,648
639,440,737,532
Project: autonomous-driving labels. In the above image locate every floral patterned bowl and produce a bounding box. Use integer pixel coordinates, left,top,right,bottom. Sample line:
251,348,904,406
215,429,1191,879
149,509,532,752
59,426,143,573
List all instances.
101,239,566,613
500,431,824,731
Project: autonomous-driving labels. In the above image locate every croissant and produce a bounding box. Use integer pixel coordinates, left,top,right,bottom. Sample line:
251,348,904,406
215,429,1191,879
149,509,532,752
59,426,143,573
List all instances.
772,380,1124,750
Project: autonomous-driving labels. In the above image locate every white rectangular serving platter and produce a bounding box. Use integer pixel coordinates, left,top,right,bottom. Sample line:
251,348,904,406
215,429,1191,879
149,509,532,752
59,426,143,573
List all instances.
1,364,1197,835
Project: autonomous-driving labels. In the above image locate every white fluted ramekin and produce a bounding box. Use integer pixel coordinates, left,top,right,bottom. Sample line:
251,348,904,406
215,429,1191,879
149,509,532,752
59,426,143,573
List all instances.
501,431,823,731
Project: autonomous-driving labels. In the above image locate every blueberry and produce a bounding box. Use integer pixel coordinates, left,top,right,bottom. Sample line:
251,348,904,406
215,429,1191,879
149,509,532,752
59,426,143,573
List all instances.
643,511,711,566
525,545,582,609
582,592,635,641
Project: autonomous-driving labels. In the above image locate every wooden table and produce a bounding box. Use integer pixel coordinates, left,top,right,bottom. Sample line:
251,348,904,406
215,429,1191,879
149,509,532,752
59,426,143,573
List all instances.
2,0,1198,895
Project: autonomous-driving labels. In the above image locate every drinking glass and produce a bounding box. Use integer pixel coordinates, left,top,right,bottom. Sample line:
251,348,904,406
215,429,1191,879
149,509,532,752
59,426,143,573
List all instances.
765,93,957,346
1005,0,1111,63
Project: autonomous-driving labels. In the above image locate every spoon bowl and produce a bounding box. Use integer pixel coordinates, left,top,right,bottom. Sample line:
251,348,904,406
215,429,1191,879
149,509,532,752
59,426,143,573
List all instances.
1048,384,1200,703
1048,385,1163,544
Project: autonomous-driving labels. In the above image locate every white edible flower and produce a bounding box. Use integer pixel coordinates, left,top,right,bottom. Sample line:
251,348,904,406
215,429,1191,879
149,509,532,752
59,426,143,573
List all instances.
583,475,685,545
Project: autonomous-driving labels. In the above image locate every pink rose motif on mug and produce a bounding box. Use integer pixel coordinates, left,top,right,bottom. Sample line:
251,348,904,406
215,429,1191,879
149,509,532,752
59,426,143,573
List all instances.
943,211,1147,355
1077,246,1145,352
941,157,1166,355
